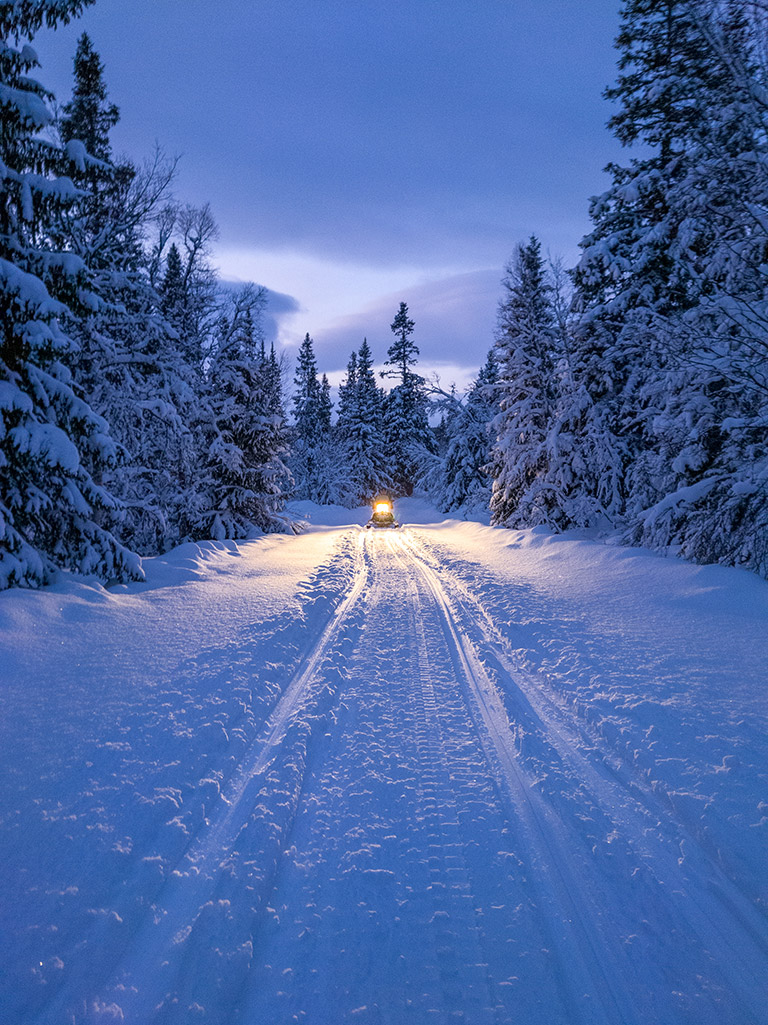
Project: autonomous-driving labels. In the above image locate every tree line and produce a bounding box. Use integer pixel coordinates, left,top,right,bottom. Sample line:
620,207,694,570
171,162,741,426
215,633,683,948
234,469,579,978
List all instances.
2,0,768,588
1,5,298,588
0,1,437,588
287,303,433,507
433,0,768,580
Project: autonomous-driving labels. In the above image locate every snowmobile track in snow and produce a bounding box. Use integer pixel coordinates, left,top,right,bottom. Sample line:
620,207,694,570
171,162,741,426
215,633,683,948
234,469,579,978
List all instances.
389,531,640,1025
397,528,768,1025
27,523,768,1025
405,564,498,1023
38,531,373,1025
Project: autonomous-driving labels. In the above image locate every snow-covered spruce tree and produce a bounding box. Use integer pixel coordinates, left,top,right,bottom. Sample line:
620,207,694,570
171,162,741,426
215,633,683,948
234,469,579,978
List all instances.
305,368,354,505
259,337,293,505
60,32,118,164
101,209,205,555
319,372,332,433
574,0,768,572
195,288,291,537
291,333,321,448
431,382,459,457
128,202,225,549
160,203,219,369
55,35,200,554
288,332,350,503
578,0,728,317
566,1,731,528
0,1,142,588
490,237,563,526
288,331,321,500
382,302,433,495
336,349,357,432
55,29,130,436
337,337,390,503
159,241,185,332
626,3,768,573
436,349,499,513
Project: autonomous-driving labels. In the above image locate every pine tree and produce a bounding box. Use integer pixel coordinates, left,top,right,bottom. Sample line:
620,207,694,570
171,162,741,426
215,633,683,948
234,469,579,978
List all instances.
561,2,728,531
490,238,560,525
438,350,499,513
288,333,330,501
621,2,768,572
339,338,389,502
57,34,200,556
571,0,768,573
385,302,419,387
153,204,219,370
291,333,322,447
60,33,119,163
266,343,285,417
0,1,141,588
197,288,291,537
318,373,333,433
337,350,357,431
160,243,186,332
57,31,132,248
382,302,432,494
576,0,726,318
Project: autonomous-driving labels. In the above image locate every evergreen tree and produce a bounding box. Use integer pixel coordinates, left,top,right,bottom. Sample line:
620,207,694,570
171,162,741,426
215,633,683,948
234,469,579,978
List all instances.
556,2,729,536
318,373,333,433
0,0,141,588
337,350,357,431
288,332,342,501
437,350,499,513
291,333,322,446
382,302,432,494
570,0,768,572
197,288,291,537
622,2,768,572
385,302,419,386
160,243,186,331
157,204,218,367
60,32,119,164
339,338,389,502
265,343,285,417
432,382,459,457
57,35,201,556
576,0,725,318
490,238,560,525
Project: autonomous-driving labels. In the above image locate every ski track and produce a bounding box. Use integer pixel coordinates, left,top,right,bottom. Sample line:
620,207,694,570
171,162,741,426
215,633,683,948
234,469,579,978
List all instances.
11,523,768,1025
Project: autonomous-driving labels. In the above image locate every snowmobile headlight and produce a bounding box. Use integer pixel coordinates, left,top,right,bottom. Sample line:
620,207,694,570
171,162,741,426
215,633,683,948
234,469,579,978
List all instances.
375,502,391,515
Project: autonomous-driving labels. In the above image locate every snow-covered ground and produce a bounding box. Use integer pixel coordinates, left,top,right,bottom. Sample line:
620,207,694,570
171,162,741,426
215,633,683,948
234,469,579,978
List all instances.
1,499,767,1025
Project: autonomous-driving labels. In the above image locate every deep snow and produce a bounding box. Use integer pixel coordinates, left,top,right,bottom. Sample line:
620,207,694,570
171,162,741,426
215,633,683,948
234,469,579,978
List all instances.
1,499,766,1024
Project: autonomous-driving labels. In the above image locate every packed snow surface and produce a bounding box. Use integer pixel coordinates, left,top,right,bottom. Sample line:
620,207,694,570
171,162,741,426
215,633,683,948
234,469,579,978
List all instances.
1,499,767,1025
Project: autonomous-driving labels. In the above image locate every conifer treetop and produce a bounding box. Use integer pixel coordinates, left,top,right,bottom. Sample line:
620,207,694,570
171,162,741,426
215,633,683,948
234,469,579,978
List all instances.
60,32,119,162
383,301,420,387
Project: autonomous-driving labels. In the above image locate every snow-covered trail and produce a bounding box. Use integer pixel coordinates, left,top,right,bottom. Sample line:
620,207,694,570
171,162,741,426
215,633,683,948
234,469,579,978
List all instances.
240,528,767,1025
2,509,767,1025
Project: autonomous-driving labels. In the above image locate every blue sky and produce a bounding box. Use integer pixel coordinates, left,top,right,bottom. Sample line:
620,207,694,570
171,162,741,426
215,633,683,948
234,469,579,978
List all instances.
36,0,624,389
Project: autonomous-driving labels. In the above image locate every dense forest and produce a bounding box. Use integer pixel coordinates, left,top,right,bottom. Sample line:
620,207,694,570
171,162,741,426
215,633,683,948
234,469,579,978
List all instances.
2,0,767,588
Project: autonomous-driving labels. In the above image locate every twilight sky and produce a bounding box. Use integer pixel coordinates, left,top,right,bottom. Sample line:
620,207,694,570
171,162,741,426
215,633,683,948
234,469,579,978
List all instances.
37,0,624,389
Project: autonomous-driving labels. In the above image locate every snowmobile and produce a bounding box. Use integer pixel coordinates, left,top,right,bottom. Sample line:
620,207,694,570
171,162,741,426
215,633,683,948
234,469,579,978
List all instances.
365,494,400,529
